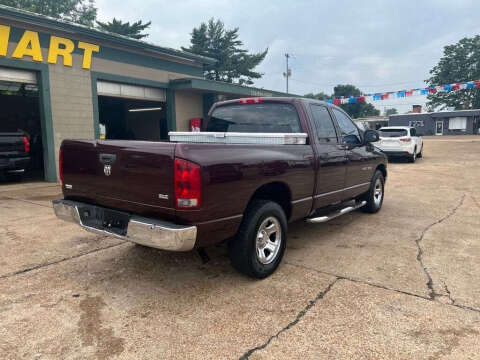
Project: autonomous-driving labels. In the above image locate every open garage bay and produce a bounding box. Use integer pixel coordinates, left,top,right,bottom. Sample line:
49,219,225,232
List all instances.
1,136,480,359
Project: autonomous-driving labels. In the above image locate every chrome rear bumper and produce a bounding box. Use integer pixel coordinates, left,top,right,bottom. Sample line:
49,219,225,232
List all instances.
52,199,196,251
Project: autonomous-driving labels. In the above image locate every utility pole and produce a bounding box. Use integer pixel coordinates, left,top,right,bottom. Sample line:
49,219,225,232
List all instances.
283,53,291,94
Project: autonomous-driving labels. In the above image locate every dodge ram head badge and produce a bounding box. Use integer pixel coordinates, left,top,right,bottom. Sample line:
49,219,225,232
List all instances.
104,164,111,176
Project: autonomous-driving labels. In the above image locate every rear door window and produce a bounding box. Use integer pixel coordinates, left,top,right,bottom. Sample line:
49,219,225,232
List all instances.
380,129,408,137
310,105,338,142
207,103,301,133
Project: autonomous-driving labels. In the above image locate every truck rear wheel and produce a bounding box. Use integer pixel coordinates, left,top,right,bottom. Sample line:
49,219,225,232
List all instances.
360,170,384,213
229,200,287,278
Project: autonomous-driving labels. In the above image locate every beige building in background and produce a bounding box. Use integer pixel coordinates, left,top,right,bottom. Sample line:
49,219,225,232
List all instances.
0,6,290,181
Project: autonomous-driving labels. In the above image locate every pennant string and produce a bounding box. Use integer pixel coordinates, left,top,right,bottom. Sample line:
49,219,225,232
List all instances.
320,80,480,102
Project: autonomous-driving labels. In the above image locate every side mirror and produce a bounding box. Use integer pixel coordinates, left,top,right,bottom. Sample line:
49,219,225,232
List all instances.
364,129,379,143
343,134,362,148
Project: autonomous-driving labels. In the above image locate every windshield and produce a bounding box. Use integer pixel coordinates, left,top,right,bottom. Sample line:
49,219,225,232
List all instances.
207,103,301,133
379,129,408,137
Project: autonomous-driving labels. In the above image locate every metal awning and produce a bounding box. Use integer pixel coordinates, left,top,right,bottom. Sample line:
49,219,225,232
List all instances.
169,78,296,98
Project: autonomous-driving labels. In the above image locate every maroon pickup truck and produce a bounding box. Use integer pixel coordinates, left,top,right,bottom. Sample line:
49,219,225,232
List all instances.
53,97,387,278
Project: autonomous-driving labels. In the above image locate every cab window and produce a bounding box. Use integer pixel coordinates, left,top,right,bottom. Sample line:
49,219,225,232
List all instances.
310,105,338,142
207,103,301,133
410,128,416,136
331,108,361,144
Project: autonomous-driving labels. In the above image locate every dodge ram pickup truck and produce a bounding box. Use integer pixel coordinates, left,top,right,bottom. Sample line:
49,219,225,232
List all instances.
0,132,30,181
53,97,387,278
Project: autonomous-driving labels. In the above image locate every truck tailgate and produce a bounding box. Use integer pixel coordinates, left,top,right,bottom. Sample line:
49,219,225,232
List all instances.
61,140,176,213
0,133,25,156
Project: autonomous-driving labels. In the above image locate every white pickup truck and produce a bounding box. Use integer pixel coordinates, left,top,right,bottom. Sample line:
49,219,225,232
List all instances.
376,126,423,162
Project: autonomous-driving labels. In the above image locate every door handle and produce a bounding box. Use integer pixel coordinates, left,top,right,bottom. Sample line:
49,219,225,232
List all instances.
337,144,347,150
99,153,117,165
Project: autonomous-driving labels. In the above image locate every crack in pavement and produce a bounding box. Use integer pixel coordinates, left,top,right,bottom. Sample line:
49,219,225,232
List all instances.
239,277,340,359
443,282,455,305
284,262,480,315
0,241,127,280
285,262,431,302
0,183,58,194
242,207,480,360
471,195,480,210
2,195,53,208
415,194,465,301
239,257,480,360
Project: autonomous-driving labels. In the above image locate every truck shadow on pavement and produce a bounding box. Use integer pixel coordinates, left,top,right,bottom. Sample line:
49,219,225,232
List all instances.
105,212,361,286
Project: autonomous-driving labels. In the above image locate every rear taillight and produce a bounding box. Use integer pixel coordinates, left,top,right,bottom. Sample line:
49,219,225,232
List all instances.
400,138,411,142
174,158,201,210
59,149,64,186
23,136,30,153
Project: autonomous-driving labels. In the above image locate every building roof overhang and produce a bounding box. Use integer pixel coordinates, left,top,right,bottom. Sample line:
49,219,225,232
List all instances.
0,5,216,66
169,78,298,97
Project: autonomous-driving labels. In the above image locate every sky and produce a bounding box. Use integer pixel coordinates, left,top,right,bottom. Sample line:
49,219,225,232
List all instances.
96,0,480,114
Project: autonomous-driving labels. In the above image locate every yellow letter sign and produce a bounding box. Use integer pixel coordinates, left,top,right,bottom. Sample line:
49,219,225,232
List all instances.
48,36,74,66
11,30,43,62
78,41,99,69
0,24,10,56
1,24,100,69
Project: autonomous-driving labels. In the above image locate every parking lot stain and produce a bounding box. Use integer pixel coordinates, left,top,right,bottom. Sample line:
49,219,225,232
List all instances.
430,327,480,359
77,295,125,359
409,327,480,360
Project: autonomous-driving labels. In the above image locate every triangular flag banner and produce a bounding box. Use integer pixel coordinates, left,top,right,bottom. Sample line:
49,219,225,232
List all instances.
320,79,480,103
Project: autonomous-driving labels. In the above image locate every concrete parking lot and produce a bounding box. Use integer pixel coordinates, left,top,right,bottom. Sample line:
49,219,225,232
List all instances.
1,136,479,359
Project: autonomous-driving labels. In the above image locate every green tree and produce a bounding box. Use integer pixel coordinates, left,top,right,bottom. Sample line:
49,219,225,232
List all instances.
304,92,330,101
182,18,268,85
96,18,151,39
385,108,398,116
0,0,97,27
427,35,480,110
333,84,380,118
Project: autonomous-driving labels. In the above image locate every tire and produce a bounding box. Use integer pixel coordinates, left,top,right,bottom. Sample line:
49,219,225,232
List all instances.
229,200,287,279
408,148,417,163
417,144,423,158
360,170,385,213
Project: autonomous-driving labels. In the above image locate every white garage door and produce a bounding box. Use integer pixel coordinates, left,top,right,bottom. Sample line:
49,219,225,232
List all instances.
97,80,166,101
0,66,37,84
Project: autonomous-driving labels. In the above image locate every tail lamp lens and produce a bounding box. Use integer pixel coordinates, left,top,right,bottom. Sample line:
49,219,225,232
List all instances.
23,136,30,153
400,138,411,142
174,158,201,209
59,149,64,186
